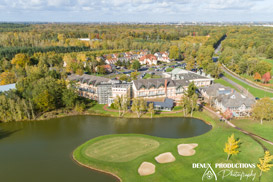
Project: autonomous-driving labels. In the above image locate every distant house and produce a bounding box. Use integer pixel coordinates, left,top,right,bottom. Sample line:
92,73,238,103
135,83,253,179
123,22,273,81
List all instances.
139,54,158,65
154,51,171,63
147,98,174,111
201,83,256,117
0,83,16,93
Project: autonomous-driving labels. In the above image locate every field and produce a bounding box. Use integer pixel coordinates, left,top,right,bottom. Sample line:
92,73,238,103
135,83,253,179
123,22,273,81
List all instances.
232,119,273,142
73,111,273,182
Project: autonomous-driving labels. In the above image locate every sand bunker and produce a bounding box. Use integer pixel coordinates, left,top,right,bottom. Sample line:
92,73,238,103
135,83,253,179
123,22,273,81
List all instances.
138,162,155,176
177,143,198,156
155,152,176,163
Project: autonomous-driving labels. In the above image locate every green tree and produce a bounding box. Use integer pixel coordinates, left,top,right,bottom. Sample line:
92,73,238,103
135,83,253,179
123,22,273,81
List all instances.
131,60,141,70
187,82,197,98
62,88,78,108
267,46,273,59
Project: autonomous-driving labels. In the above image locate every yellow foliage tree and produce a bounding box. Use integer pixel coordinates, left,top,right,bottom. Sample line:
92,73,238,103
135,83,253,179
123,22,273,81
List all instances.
11,53,30,69
257,151,273,177
224,134,240,160
0,71,16,85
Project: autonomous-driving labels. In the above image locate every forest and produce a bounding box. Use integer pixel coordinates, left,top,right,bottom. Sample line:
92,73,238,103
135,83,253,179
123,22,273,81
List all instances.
219,27,273,83
1,23,272,122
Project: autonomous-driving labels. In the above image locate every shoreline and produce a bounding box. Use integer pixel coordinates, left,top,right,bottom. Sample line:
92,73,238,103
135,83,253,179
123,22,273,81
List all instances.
71,150,122,182
0,105,214,125
2,112,213,127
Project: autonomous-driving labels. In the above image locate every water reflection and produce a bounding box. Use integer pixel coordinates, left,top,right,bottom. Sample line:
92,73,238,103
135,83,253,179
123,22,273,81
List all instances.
0,115,211,182
113,117,155,134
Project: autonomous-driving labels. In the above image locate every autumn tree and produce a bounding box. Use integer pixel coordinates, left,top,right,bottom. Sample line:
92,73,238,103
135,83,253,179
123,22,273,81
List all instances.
253,72,261,81
252,97,273,124
169,45,179,60
0,71,16,85
257,151,273,177
11,53,30,69
262,72,271,83
224,134,240,160
223,109,233,120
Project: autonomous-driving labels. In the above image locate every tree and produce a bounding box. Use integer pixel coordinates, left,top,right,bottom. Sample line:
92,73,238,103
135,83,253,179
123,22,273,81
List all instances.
113,95,122,117
180,95,190,116
252,97,273,124
206,63,222,78
0,71,16,85
190,94,198,117
224,134,240,160
148,103,155,118
11,53,30,69
169,45,179,60
257,151,273,177
121,95,130,116
131,98,147,118
253,72,261,81
131,60,141,70
130,72,138,80
254,61,272,76
187,82,197,98
33,90,55,112
262,72,271,83
62,88,78,108
223,109,233,120
96,66,106,74
267,46,273,59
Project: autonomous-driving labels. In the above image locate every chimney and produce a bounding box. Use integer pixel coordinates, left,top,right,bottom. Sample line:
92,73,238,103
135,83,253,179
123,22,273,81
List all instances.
165,79,168,96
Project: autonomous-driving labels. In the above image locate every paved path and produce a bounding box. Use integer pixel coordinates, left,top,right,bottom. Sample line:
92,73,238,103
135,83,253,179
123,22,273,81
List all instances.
203,106,273,147
222,64,273,94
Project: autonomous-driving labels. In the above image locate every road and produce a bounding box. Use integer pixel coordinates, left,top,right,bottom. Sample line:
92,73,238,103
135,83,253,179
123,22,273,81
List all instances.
221,64,273,94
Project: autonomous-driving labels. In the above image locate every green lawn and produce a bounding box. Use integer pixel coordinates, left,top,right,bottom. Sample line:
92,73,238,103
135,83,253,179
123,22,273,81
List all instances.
231,119,273,142
73,111,272,182
214,78,239,91
224,73,273,98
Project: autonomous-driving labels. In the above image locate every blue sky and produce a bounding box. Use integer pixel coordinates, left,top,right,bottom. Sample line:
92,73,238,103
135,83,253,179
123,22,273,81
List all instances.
1,0,273,22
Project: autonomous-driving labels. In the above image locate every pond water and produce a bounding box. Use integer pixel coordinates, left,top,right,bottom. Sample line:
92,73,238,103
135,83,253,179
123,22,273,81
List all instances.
0,115,211,182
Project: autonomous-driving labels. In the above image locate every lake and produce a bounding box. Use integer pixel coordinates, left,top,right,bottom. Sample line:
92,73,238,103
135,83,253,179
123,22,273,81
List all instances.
0,115,211,182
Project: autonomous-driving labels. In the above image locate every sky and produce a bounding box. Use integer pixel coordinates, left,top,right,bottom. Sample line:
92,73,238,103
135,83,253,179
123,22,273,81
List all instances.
0,0,273,22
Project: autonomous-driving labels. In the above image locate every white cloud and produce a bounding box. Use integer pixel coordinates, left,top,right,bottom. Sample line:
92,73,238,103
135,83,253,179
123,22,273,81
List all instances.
0,0,272,21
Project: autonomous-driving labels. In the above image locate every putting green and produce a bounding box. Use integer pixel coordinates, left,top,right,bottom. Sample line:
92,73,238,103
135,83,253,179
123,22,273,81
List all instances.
84,136,160,162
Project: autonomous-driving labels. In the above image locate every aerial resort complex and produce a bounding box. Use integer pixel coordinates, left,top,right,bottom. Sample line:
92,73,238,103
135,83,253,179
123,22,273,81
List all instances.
1,1,273,181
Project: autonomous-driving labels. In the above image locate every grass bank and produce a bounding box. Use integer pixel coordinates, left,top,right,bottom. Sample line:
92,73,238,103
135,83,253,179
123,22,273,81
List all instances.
224,73,273,98
73,111,272,182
